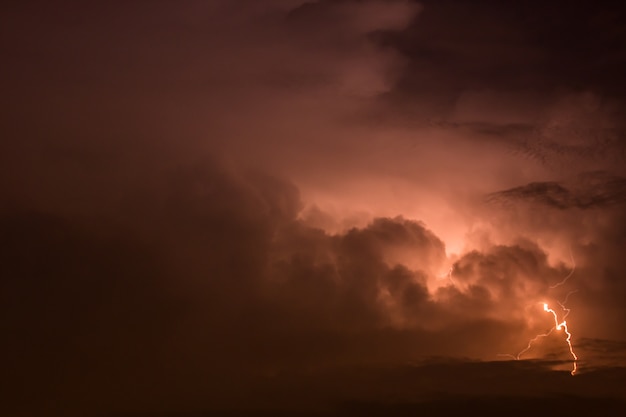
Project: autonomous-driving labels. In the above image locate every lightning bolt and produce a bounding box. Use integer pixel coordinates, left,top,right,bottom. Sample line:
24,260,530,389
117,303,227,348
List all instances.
543,302,578,375
549,248,575,289
498,326,555,361
558,289,578,322
499,253,579,375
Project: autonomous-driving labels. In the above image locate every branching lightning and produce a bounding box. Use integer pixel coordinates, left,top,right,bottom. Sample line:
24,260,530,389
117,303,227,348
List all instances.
543,302,578,375
498,326,555,361
549,248,575,289
558,289,578,322
499,253,579,375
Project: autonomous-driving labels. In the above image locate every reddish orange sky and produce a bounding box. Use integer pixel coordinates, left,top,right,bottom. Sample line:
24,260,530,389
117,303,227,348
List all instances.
2,1,626,416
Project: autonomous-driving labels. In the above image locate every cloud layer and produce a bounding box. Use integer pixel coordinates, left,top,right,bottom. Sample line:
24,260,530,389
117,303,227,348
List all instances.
2,1,626,415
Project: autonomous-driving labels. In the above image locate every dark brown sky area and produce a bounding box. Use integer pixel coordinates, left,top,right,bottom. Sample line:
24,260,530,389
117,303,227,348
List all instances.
2,1,626,416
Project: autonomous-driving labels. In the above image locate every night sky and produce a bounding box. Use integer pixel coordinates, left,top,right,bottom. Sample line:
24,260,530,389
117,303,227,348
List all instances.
2,1,626,416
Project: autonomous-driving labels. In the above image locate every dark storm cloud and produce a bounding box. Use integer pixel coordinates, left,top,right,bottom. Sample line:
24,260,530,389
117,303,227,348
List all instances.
3,1,626,416
4,158,610,415
475,172,626,348
385,0,626,98
509,126,626,170
486,171,626,209
376,0,626,181
103,360,626,416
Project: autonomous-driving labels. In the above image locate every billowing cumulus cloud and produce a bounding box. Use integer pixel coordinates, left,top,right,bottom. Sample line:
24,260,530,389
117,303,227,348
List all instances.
2,1,626,416
4,158,625,415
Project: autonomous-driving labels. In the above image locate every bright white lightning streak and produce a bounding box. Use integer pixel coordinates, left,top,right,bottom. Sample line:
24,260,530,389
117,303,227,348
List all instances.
499,297,579,375
543,302,578,375
502,250,580,375
499,255,580,374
